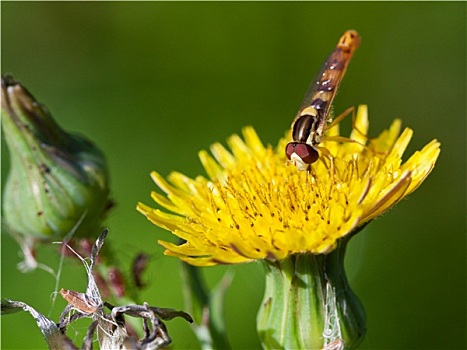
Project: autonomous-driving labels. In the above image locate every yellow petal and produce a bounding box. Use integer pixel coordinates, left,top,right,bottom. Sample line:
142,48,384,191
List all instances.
139,106,440,266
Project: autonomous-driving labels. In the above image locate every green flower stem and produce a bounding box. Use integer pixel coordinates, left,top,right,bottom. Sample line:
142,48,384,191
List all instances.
180,262,232,349
257,239,366,349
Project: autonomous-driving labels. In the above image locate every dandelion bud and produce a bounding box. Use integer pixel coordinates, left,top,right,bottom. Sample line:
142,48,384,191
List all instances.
1,76,111,264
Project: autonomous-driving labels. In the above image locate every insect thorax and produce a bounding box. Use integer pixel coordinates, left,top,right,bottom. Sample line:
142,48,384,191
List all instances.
292,107,326,146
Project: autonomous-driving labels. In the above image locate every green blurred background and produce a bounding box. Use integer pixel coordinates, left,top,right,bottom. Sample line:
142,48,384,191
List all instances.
1,2,465,349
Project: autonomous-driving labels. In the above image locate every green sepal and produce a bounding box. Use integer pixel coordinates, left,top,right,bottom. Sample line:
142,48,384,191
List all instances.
257,238,366,349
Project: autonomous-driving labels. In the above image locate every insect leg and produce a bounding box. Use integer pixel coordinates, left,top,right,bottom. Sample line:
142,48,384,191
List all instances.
327,106,373,141
326,106,355,130
325,135,366,147
315,145,336,180
325,135,387,157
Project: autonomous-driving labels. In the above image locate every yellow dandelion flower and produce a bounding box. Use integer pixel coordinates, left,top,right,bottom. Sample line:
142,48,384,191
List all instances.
137,105,440,267
137,30,441,349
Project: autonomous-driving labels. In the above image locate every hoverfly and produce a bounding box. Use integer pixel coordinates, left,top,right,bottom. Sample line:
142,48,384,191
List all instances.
286,30,361,171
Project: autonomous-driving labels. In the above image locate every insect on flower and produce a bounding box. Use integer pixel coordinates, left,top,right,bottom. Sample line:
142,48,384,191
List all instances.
286,30,361,171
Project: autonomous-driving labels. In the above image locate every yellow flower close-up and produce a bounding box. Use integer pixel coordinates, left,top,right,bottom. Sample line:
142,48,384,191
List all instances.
137,105,440,266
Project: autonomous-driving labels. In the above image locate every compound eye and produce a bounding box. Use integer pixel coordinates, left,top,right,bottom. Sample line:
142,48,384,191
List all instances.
285,142,296,160
285,142,319,164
